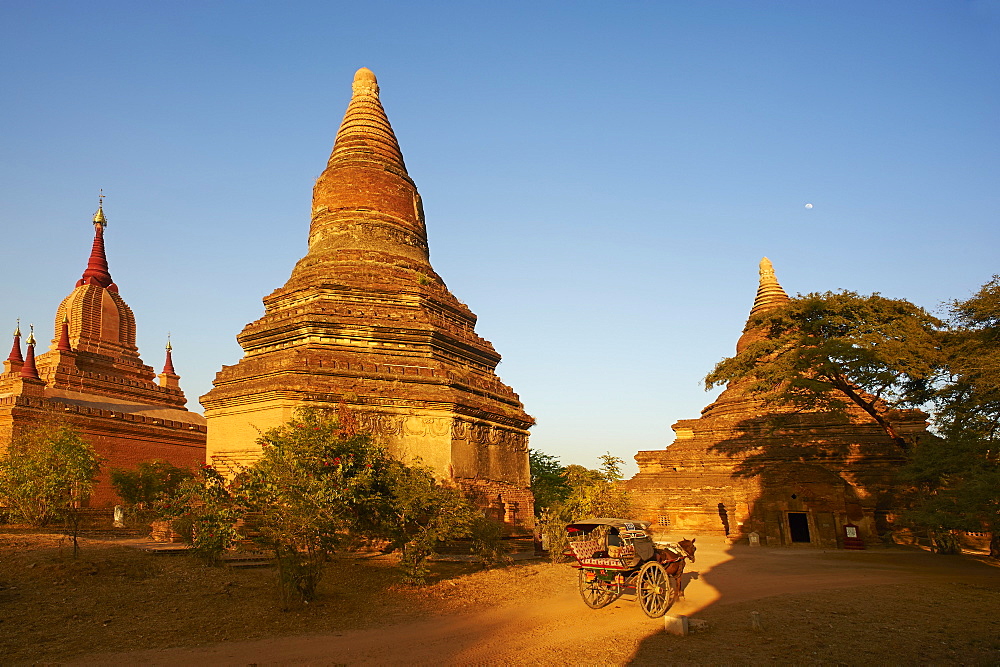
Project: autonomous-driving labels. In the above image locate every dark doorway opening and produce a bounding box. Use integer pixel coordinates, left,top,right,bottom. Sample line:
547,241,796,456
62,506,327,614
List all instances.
788,512,811,543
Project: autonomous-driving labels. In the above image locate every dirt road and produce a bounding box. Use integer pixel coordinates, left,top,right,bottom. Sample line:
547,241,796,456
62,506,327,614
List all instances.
73,537,1000,665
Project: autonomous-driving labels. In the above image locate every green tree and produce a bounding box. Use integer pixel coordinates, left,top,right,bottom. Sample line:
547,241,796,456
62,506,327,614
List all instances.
0,417,100,557
542,453,632,561
706,291,943,450
529,449,569,516
902,277,1000,557
900,432,997,555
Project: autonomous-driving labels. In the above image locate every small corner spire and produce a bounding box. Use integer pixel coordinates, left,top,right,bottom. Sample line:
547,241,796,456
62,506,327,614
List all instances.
19,324,40,379
157,333,181,390
57,315,72,352
7,319,23,364
162,334,176,375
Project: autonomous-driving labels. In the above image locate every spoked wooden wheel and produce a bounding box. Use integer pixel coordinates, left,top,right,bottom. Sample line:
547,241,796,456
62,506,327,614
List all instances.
637,561,676,618
578,569,618,609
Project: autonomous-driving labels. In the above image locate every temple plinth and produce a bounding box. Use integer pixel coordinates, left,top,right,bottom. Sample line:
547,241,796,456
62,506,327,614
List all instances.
201,68,535,530
626,258,929,547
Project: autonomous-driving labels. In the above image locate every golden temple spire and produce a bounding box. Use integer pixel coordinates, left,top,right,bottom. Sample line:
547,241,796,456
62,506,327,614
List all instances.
25,324,35,347
93,190,107,228
78,197,117,292
748,257,790,317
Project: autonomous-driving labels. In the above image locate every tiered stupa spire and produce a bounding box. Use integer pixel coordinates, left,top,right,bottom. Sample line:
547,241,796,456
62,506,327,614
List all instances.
328,67,407,172
736,257,791,354
292,67,436,289
749,257,790,316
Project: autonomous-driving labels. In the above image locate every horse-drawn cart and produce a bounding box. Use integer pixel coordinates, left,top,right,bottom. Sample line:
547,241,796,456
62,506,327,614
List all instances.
565,517,695,618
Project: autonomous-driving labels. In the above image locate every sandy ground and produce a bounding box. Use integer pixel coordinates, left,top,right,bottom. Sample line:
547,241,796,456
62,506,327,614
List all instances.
70,536,1000,666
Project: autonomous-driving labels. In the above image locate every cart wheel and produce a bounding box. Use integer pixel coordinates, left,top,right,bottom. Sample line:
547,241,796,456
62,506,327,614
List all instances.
578,569,617,609
637,561,675,618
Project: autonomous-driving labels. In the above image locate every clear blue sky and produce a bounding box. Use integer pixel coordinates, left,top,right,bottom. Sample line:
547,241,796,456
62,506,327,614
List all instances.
2,1,998,476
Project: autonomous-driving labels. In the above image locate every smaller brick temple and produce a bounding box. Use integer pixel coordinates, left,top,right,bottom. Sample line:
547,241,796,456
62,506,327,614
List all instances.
626,258,929,547
0,205,206,506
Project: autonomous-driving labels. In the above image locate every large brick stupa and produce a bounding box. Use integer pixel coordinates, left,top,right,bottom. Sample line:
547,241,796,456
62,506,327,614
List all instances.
625,258,929,547
201,68,535,527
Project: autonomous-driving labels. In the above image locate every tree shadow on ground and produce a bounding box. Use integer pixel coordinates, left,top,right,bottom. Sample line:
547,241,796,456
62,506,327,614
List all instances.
627,539,1000,665
626,404,948,663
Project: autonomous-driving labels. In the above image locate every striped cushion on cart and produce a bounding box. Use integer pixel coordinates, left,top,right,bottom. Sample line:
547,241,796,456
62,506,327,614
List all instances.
569,539,602,559
579,557,629,569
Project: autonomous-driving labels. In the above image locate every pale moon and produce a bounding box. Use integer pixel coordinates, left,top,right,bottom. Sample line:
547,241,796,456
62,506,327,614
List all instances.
804,203,814,209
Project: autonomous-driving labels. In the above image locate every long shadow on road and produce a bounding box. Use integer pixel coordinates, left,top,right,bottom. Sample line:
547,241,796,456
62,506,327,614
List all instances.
629,536,1000,664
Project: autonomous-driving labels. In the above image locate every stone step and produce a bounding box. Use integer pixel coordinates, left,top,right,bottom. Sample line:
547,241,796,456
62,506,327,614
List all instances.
132,541,191,555
434,536,537,556
73,527,146,539
223,550,275,568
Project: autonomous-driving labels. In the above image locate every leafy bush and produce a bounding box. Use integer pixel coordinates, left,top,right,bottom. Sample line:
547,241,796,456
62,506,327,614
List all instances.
380,461,480,584
164,408,509,602
899,276,1000,557
529,449,569,516
469,514,512,568
110,460,192,526
158,464,242,566
0,416,100,557
237,409,395,605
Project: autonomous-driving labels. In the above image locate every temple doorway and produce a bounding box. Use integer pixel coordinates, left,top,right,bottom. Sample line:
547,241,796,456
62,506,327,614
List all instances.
788,512,811,543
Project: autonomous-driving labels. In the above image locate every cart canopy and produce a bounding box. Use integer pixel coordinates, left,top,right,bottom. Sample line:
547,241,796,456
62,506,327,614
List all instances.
566,517,652,532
